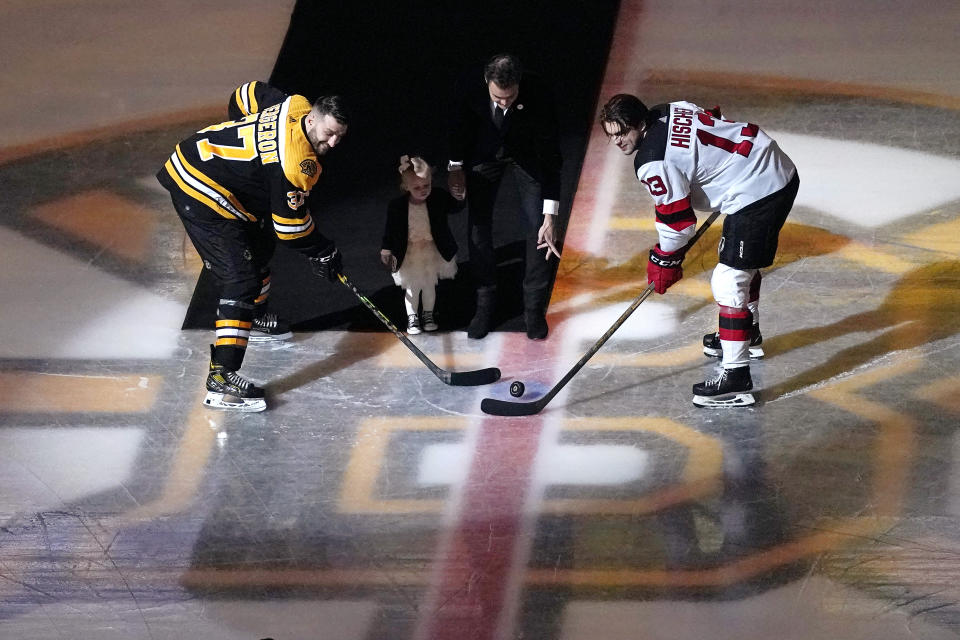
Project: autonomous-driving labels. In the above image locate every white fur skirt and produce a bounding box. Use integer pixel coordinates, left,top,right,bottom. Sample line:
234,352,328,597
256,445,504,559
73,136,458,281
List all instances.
392,240,458,290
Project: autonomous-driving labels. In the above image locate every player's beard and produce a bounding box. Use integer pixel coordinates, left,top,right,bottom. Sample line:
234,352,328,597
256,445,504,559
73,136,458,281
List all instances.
306,128,328,156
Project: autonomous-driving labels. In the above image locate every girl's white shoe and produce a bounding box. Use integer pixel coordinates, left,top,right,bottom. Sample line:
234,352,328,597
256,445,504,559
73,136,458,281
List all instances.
407,314,421,334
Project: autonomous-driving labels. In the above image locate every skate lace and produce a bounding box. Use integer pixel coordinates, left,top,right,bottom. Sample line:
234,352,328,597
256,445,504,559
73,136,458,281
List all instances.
706,369,728,387
223,370,253,391
254,313,277,331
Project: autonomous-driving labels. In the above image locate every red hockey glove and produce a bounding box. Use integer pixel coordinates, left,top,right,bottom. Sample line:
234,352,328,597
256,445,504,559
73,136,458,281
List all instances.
647,244,684,294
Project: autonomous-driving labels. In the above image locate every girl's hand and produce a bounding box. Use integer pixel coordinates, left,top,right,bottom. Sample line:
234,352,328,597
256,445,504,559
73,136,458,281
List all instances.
380,250,398,272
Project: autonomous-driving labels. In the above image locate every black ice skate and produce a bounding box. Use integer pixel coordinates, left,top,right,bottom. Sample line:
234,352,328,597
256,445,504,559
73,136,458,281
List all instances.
702,327,764,359
249,312,293,343
692,366,755,408
204,361,267,412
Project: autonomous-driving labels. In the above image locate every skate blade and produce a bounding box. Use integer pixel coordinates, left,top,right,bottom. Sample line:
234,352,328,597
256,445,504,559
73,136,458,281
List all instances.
703,347,764,359
692,392,756,408
204,392,267,412
248,331,293,343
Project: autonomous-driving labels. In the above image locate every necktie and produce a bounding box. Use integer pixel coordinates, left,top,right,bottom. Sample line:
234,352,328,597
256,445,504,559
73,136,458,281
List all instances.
494,106,505,128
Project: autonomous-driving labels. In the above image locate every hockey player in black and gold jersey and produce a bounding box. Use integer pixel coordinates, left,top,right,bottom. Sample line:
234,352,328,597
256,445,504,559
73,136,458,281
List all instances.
157,81,350,412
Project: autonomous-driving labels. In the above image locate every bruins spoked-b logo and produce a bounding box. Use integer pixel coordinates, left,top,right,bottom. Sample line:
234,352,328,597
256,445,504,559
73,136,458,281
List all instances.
300,159,318,177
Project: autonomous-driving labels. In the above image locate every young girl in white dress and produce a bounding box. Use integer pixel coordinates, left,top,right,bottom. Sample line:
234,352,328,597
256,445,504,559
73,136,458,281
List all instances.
380,155,462,334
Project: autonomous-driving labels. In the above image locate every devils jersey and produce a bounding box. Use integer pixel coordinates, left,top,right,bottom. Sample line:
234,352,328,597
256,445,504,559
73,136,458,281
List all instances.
634,101,796,253
157,81,328,254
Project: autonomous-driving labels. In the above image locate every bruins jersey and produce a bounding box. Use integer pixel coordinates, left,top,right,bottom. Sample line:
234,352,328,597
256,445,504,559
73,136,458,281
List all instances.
158,81,328,254
228,80,288,121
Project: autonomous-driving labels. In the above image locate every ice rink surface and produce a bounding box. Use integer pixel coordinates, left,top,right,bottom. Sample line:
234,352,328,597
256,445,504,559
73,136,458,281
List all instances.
2,1,960,638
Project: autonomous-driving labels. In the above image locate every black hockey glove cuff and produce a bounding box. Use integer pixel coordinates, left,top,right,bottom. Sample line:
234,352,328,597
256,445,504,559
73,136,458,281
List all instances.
648,245,685,269
647,244,684,294
309,245,343,282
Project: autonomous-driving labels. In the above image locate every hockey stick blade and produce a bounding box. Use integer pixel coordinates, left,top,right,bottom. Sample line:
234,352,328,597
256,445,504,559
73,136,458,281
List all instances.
480,395,549,416
450,367,502,386
479,211,722,416
337,273,501,386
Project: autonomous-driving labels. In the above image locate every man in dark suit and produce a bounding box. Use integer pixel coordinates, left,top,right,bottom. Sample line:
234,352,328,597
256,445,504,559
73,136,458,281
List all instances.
447,53,562,340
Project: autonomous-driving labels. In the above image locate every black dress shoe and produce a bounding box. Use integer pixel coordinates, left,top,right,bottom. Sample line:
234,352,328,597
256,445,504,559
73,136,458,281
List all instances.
525,311,548,340
467,313,492,339
467,287,496,339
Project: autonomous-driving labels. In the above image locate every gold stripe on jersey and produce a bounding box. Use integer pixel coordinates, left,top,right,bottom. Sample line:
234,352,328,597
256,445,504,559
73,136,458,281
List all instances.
163,156,244,222
272,211,315,240
170,145,257,222
246,82,260,114
233,85,248,116
234,81,260,116
278,96,321,192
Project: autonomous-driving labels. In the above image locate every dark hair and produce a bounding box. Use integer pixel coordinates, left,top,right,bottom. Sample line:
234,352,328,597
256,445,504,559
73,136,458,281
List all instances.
313,95,350,125
484,53,522,88
599,94,649,135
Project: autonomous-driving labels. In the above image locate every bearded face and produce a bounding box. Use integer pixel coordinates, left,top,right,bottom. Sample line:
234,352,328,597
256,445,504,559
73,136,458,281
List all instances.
306,113,347,156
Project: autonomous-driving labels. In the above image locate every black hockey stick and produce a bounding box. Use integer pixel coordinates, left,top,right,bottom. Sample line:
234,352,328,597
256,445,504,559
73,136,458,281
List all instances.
337,273,501,386
480,211,721,416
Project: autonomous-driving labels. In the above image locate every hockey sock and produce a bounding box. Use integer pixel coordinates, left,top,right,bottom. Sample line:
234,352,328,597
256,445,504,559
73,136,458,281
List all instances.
747,271,761,329
718,305,753,368
213,298,254,371
254,269,271,307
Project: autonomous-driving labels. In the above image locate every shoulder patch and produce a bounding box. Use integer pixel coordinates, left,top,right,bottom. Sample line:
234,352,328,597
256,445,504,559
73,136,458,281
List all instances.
300,158,319,177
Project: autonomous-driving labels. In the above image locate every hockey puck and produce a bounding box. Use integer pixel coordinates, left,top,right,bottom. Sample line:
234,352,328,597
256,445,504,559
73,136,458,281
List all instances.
509,381,525,397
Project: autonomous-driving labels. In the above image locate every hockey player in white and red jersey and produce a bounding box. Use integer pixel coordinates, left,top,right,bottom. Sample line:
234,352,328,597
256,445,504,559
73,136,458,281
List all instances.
600,94,799,407
157,82,350,412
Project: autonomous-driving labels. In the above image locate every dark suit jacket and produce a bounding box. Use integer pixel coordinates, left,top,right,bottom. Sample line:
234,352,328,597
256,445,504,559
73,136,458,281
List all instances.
448,64,562,201
381,188,464,269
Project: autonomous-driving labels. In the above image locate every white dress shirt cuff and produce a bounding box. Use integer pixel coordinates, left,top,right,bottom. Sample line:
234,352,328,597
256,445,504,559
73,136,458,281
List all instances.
542,200,559,216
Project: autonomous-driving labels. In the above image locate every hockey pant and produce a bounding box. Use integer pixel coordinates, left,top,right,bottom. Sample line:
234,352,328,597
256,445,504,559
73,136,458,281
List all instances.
711,172,799,368
172,195,275,371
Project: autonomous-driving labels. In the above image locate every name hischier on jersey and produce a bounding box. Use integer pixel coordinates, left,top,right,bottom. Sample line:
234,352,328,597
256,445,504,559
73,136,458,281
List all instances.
669,106,695,149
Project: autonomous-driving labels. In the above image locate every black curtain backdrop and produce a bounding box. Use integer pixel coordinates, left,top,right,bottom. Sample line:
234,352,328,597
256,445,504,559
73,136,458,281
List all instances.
183,0,619,332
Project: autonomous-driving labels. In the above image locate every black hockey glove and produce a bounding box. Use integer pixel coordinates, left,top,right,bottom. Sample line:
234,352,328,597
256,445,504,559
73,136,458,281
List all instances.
309,245,343,282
